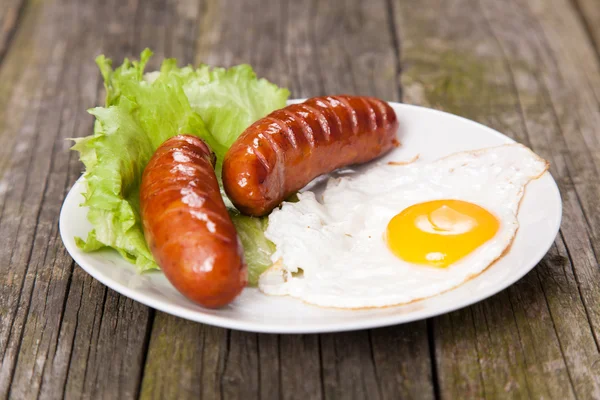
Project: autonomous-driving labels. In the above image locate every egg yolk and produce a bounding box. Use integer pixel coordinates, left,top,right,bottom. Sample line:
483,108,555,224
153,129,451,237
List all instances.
385,200,499,268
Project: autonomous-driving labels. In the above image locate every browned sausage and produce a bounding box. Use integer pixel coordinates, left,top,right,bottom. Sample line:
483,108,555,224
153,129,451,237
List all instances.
222,95,399,216
140,135,247,308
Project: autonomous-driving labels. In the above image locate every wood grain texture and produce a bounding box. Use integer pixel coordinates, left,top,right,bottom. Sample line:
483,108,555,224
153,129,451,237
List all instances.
392,0,600,397
0,0,163,398
573,0,600,56
0,0,27,64
139,313,227,399
1,0,600,398
139,0,433,399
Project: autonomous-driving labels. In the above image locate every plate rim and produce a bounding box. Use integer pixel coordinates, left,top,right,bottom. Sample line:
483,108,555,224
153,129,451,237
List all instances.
59,101,563,334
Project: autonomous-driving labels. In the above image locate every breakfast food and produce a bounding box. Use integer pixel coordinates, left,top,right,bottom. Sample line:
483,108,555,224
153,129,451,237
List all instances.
259,144,549,308
74,50,289,281
222,95,399,216
74,51,554,311
140,135,247,308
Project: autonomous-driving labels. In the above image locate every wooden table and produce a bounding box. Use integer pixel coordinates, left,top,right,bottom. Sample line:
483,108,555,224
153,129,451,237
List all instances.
1,0,600,398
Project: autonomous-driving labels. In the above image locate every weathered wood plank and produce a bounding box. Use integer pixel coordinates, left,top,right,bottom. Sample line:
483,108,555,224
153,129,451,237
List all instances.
519,0,600,346
370,322,436,399
483,1,600,396
392,3,547,397
140,316,284,400
431,310,485,398
320,331,382,400
7,0,103,394
278,335,322,400
140,0,433,399
3,0,599,398
139,313,227,399
392,0,600,397
285,2,432,399
142,0,290,397
0,0,44,190
0,0,76,396
0,0,27,65
0,0,183,397
573,0,600,56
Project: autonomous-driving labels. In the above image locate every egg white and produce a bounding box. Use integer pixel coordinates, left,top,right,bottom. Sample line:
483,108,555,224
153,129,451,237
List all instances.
258,144,549,309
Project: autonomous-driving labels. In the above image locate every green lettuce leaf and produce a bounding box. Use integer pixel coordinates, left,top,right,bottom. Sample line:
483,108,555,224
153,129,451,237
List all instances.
230,212,276,286
182,65,289,153
73,49,288,282
154,60,289,170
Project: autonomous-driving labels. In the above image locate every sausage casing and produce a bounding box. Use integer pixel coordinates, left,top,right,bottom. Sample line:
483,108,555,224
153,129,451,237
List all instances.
140,135,247,308
222,95,399,216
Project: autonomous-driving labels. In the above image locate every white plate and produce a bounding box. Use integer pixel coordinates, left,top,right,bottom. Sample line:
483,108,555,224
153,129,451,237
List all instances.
59,101,562,334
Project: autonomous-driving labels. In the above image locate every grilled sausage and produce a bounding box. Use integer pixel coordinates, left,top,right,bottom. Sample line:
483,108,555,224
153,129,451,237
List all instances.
222,95,399,216
140,135,247,308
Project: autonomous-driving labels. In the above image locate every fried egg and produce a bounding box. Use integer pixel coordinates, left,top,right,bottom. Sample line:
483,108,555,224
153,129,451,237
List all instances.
258,144,549,308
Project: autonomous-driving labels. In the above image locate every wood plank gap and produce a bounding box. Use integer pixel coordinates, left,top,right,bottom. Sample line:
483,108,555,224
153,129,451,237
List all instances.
308,0,325,94
559,230,600,352
255,333,261,399
50,260,76,395
219,329,232,399
279,0,290,94
506,295,535,398
134,309,155,400
277,335,283,400
317,335,326,400
282,0,302,97
468,308,487,399
35,234,66,379
384,0,402,101
0,0,29,67
164,0,173,60
131,0,144,61
534,265,580,400
34,274,66,399
367,330,384,398
427,320,441,400
53,258,75,369
81,287,108,397
60,263,82,400
569,0,600,60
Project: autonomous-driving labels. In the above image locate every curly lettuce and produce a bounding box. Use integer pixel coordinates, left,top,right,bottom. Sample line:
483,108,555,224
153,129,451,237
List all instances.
73,49,289,284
